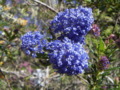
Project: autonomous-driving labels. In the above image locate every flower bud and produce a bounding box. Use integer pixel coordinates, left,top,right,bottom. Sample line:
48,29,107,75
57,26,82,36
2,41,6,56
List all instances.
98,56,110,70
92,24,100,36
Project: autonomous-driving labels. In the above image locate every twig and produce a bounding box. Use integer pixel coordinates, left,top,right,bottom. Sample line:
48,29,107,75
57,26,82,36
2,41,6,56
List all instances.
1,68,19,77
76,75,89,85
33,0,58,14
1,68,27,78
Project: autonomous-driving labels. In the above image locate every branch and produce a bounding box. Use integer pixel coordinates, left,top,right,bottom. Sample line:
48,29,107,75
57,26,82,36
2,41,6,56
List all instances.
76,75,89,85
1,68,28,78
34,0,58,14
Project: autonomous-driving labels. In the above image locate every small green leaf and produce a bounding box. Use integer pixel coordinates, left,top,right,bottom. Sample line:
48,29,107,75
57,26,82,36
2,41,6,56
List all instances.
105,67,120,71
98,37,106,53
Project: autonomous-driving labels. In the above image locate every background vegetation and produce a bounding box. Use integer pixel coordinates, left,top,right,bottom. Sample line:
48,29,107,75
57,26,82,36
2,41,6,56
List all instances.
0,0,120,90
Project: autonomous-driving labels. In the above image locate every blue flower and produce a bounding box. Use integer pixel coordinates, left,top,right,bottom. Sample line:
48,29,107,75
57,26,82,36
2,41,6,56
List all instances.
47,38,89,75
51,6,94,43
21,31,46,58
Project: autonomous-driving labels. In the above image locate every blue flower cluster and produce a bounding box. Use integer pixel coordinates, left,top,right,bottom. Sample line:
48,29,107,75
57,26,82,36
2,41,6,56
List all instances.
20,6,93,75
51,6,94,43
21,31,46,58
47,6,94,75
47,38,89,75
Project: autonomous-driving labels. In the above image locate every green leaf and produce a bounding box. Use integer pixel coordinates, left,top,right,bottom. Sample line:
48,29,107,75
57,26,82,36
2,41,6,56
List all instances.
36,53,48,59
85,0,91,2
98,37,106,53
9,35,16,41
105,67,120,71
103,26,113,36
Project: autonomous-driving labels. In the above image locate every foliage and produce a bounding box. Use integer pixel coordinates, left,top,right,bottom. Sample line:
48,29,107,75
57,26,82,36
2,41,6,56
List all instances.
0,0,120,90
